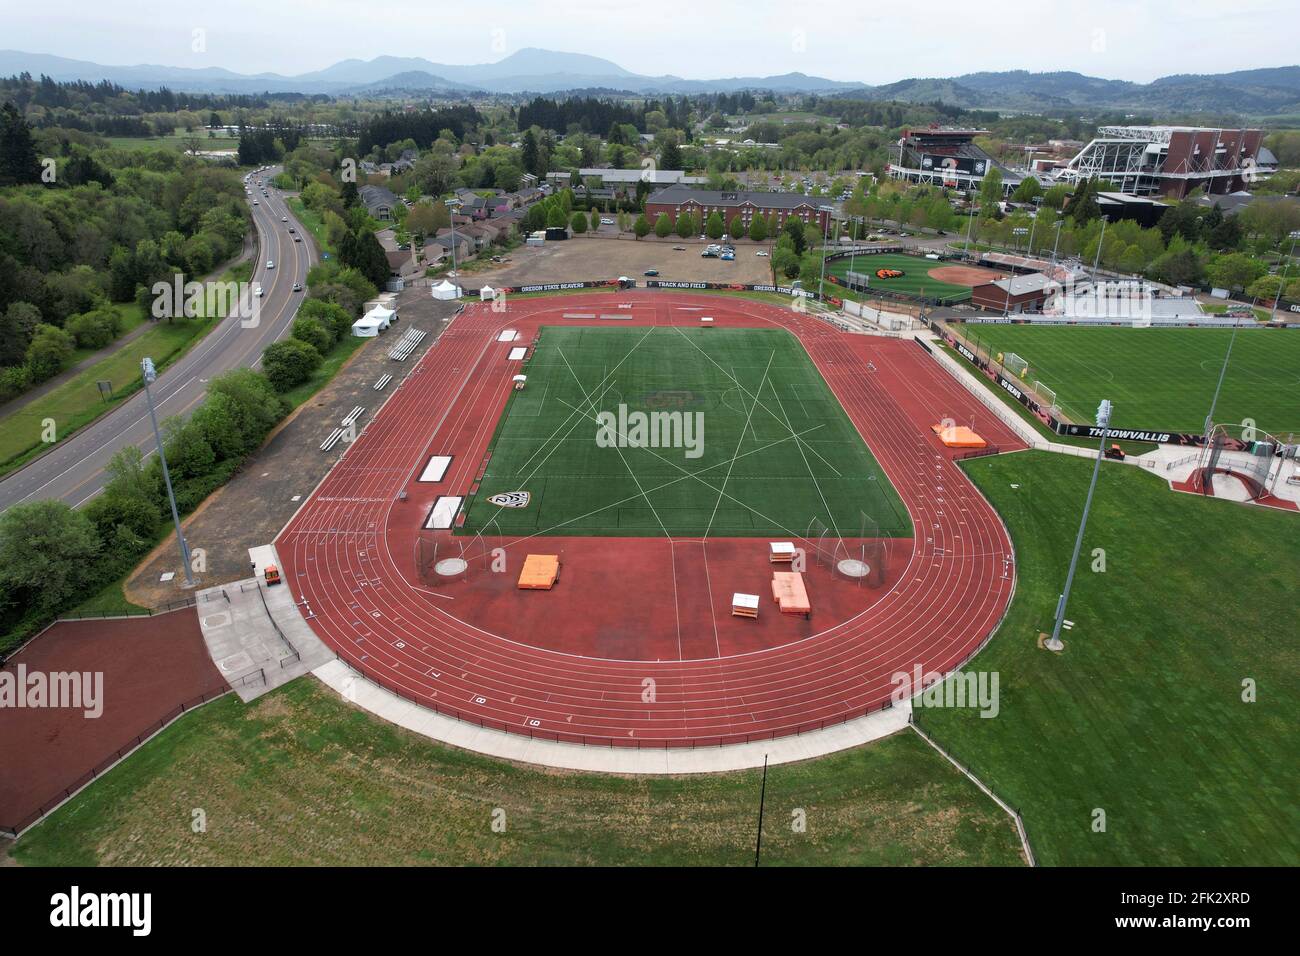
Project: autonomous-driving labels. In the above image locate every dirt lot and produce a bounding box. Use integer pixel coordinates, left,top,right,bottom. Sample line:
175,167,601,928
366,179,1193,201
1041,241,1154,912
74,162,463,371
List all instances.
125,291,461,607
466,235,774,288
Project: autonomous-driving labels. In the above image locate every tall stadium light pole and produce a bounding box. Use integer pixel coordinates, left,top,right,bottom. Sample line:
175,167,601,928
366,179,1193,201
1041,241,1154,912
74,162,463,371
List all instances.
1204,322,1240,437
1270,230,1300,323
1046,399,1113,652
1027,197,1042,256
1091,215,1109,279
1050,219,1065,268
963,202,976,259
142,357,194,588
817,206,833,300
446,197,462,288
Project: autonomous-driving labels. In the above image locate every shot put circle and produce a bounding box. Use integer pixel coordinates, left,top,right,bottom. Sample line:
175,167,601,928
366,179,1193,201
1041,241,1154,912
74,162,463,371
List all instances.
837,558,871,578
435,558,469,576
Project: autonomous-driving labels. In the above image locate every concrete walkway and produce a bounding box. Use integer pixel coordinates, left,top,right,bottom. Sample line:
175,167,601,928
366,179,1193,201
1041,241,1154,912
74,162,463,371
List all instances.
312,657,912,774
195,544,335,703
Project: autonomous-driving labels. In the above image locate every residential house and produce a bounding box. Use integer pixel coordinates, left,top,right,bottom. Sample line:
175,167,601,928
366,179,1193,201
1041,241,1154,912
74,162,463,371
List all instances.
360,184,400,221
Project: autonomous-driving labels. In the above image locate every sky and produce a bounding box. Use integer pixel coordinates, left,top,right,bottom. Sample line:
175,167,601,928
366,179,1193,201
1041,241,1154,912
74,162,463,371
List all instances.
3,0,1297,83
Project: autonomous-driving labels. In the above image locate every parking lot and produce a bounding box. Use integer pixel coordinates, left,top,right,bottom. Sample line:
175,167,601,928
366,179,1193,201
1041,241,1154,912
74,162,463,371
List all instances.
463,235,775,288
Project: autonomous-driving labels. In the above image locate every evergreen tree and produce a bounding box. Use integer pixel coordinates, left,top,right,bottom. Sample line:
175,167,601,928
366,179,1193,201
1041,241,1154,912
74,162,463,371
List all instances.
0,102,41,186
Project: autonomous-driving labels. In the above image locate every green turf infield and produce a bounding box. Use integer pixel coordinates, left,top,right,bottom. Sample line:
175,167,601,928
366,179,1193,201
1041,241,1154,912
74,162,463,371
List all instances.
824,253,973,304
459,326,911,538
953,324,1300,435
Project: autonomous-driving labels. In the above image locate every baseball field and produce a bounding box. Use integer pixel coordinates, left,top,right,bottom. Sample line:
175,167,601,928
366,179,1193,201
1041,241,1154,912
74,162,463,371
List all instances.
824,253,998,304
460,325,911,538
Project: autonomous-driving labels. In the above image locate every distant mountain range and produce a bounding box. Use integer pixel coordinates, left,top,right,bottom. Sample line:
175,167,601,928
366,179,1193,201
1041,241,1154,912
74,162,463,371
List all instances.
2,47,1298,115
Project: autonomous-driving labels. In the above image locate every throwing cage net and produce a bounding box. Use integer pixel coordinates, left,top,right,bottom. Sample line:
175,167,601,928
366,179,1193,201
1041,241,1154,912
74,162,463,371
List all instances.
1194,423,1293,500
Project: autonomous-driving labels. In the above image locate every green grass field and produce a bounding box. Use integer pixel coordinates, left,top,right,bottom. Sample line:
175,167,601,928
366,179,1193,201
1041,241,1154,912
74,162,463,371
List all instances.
824,253,972,304
919,452,1299,866
954,324,1300,434
10,678,1023,866
459,326,910,538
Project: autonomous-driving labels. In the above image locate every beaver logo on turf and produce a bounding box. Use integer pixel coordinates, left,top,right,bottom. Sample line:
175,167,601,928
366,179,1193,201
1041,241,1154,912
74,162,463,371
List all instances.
876,268,905,279
488,491,531,508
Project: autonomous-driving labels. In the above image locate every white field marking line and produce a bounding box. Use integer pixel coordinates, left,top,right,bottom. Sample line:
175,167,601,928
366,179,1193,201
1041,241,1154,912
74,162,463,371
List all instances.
704,349,774,541
732,367,760,444
767,377,837,532
555,346,682,653
670,325,842,477
512,354,617,495
509,326,656,482
501,406,826,549
555,347,671,537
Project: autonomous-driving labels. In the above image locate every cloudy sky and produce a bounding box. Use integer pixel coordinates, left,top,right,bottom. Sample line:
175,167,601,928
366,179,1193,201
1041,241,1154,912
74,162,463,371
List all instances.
4,0,1296,82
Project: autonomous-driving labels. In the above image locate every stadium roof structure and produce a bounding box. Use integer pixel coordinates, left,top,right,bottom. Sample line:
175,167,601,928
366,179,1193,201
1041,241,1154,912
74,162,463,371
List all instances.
986,273,1055,296
1059,125,1268,198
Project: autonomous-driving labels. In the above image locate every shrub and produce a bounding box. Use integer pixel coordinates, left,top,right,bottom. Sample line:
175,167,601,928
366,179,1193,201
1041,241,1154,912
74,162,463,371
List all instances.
261,338,322,392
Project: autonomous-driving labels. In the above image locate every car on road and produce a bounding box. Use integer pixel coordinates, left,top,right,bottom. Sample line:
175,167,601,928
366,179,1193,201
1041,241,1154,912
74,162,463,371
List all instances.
281,216,287,222
600,218,614,225
292,282,302,292
266,260,274,269
672,246,686,251
252,199,259,205
756,250,768,256
253,285,263,297
293,235,302,242
288,226,295,233
644,269,659,276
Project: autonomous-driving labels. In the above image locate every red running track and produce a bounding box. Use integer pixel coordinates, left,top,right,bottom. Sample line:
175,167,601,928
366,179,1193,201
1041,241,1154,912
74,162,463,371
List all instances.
276,293,1024,747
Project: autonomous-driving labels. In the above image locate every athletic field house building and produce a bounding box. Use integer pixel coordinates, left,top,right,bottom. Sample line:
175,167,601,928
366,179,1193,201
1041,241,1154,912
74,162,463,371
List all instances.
644,184,832,234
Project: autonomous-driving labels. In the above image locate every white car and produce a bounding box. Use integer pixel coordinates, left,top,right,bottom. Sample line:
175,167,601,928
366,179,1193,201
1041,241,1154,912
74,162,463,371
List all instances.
281,216,288,222
253,285,263,297
266,260,274,269
600,218,614,225
756,250,768,256
252,199,259,205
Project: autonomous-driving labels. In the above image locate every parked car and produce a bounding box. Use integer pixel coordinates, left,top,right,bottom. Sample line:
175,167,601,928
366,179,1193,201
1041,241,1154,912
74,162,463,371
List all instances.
644,269,659,276
600,218,614,225
672,246,686,251
756,250,768,256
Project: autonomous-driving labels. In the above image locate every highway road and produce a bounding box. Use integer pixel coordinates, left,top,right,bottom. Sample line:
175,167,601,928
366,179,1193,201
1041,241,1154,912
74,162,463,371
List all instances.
0,166,316,512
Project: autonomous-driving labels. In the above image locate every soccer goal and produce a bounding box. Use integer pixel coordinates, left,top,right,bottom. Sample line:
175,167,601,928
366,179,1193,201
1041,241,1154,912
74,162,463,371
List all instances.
1003,352,1029,379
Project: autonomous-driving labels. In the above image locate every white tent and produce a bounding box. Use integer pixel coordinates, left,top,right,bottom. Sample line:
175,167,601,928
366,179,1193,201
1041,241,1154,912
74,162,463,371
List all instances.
479,285,496,301
352,305,396,338
431,279,461,301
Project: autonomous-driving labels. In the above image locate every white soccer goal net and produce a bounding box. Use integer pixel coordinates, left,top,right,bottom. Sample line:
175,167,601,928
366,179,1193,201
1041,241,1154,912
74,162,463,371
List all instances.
1003,352,1029,379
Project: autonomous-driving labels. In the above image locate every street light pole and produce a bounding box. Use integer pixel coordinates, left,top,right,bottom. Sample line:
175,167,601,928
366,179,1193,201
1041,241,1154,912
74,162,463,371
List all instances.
142,357,194,588
1046,399,1113,652
1050,219,1065,268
